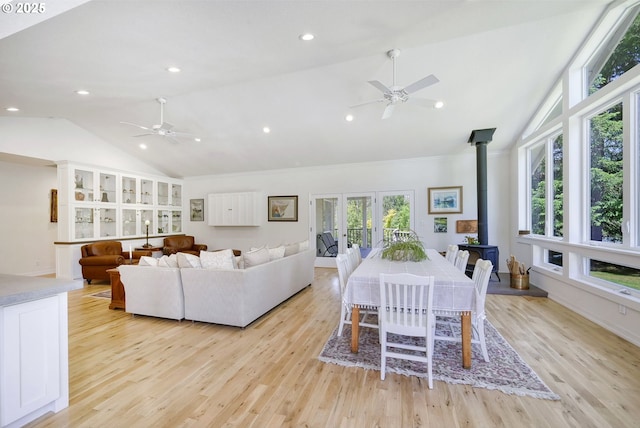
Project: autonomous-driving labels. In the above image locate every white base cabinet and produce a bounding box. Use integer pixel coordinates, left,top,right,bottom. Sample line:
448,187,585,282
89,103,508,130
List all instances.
0,294,69,428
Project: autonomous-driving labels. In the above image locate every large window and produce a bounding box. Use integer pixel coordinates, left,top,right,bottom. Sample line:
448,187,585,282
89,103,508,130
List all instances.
589,103,624,244
529,133,563,237
521,1,640,297
587,5,640,94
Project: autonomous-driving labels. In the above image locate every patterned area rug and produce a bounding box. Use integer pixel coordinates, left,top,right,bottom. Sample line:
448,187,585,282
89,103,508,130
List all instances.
318,317,559,400
89,290,112,299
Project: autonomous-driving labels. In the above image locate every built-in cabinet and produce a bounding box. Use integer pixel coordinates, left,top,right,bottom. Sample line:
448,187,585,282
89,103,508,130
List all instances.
55,162,183,279
208,192,261,226
57,162,183,242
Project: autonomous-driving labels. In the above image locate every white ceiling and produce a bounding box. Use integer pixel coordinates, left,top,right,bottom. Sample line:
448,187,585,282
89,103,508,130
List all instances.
0,0,611,178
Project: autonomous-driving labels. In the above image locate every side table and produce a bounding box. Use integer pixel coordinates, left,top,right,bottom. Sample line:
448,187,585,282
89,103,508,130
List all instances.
107,267,126,310
135,246,164,258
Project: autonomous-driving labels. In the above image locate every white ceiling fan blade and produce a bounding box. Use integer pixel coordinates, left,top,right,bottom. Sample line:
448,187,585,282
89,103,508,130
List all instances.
133,133,154,137
381,103,395,119
368,80,391,94
120,121,150,131
171,131,196,138
158,122,174,131
350,98,385,109
403,74,439,94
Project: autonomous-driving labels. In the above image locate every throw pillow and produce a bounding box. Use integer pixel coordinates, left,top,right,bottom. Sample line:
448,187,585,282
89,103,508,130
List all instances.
157,254,178,268
298,239,309,250
284,242,299,256
200,249,235,270
177,252,202,268
243,247,270,268
268,245,286,260
138,256,158,267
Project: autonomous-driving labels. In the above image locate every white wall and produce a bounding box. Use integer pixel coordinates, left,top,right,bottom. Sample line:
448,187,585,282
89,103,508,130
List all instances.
183,150,512,269
0,159,57,275
0,117,165,176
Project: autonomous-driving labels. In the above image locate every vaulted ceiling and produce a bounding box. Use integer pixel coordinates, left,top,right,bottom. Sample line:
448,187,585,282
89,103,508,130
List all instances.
0,0,612,177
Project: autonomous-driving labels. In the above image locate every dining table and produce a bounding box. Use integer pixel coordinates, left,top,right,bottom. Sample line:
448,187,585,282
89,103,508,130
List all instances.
345,248,476,369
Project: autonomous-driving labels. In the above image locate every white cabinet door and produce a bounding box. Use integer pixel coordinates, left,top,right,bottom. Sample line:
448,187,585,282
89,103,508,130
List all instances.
208,192,260,226
1,296,62,426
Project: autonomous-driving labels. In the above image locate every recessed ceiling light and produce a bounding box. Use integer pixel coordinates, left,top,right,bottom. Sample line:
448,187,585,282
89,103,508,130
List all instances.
434,101,444,109
76,90,90,95
139,143,147,150
194,137,201,142
167,66,181,73
6,107,19,112
263,126,271,134
345,114,354,122
299,33,314,41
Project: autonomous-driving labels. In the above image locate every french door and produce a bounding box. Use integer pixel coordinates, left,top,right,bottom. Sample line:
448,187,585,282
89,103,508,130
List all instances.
310,191,414,267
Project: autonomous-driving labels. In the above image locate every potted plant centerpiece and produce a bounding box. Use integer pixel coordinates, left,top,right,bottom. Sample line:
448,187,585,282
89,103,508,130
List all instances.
381,230,428,262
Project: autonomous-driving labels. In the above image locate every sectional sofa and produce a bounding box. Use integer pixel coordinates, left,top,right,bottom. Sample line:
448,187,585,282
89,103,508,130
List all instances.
117,243,315,327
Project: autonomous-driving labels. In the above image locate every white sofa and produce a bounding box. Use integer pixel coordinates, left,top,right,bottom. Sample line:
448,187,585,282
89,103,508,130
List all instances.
181,248,315,327
117,247,315,327
118,265,185,320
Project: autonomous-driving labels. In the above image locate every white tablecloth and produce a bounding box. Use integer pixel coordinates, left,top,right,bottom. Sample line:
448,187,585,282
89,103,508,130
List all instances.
345,248,475,313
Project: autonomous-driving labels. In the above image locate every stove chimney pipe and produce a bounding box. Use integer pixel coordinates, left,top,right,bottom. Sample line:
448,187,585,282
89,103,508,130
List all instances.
468,128,496,246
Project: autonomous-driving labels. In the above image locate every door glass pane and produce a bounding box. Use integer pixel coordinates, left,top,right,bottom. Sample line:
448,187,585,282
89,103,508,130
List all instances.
315,197,338,257
381,193,412,246
346,196,372,256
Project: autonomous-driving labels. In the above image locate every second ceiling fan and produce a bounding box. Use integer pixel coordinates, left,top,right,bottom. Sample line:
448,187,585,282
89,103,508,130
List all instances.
352,48,441,119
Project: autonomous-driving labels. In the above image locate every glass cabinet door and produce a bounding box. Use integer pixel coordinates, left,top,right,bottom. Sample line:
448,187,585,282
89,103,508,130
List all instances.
99,208,117,238
122,209,137,236
158,210,170,234
172,210,182,233
122,176,137,204
140,179,154,205
99,172,117,203
158,182,169,206
171,184,182,207
74,207,94,239
73,169,94,203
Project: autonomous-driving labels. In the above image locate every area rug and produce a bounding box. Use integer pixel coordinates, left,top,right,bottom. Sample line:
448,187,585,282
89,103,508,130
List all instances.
318,317,559,400
88,290,112,299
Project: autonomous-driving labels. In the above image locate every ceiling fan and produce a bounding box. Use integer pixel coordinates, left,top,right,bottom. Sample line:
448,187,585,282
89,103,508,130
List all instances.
120,97,195,143
351,48,441,119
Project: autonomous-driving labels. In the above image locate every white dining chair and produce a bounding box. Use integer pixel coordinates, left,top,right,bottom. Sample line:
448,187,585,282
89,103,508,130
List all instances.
336,254,378,336
445,244,458,264
351,243,362,266
378,273,436,389
435,259,493,362
345,247,358,274
454,250,469,272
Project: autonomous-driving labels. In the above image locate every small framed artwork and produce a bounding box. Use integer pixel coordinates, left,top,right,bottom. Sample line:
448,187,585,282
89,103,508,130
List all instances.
434,217,447,233
268,195,298,221
428,186,463,214
190,198,204,221
456,219,478,234
50,189,58,223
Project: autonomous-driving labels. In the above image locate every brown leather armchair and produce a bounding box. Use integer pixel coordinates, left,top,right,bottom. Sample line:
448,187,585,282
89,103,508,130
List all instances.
79,241,152,283
163,235,207,256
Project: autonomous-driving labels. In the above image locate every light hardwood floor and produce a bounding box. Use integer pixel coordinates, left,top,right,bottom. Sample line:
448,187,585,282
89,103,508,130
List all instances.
27,268,640,428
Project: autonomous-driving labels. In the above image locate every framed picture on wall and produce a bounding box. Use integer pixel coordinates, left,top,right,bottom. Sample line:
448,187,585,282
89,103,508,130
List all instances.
428,186,462,214
434,217,447,233
268,195,298,221
190,198,204,221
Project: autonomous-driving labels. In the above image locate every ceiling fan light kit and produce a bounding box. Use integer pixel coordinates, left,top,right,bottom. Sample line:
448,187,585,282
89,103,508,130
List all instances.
351,47,441,119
